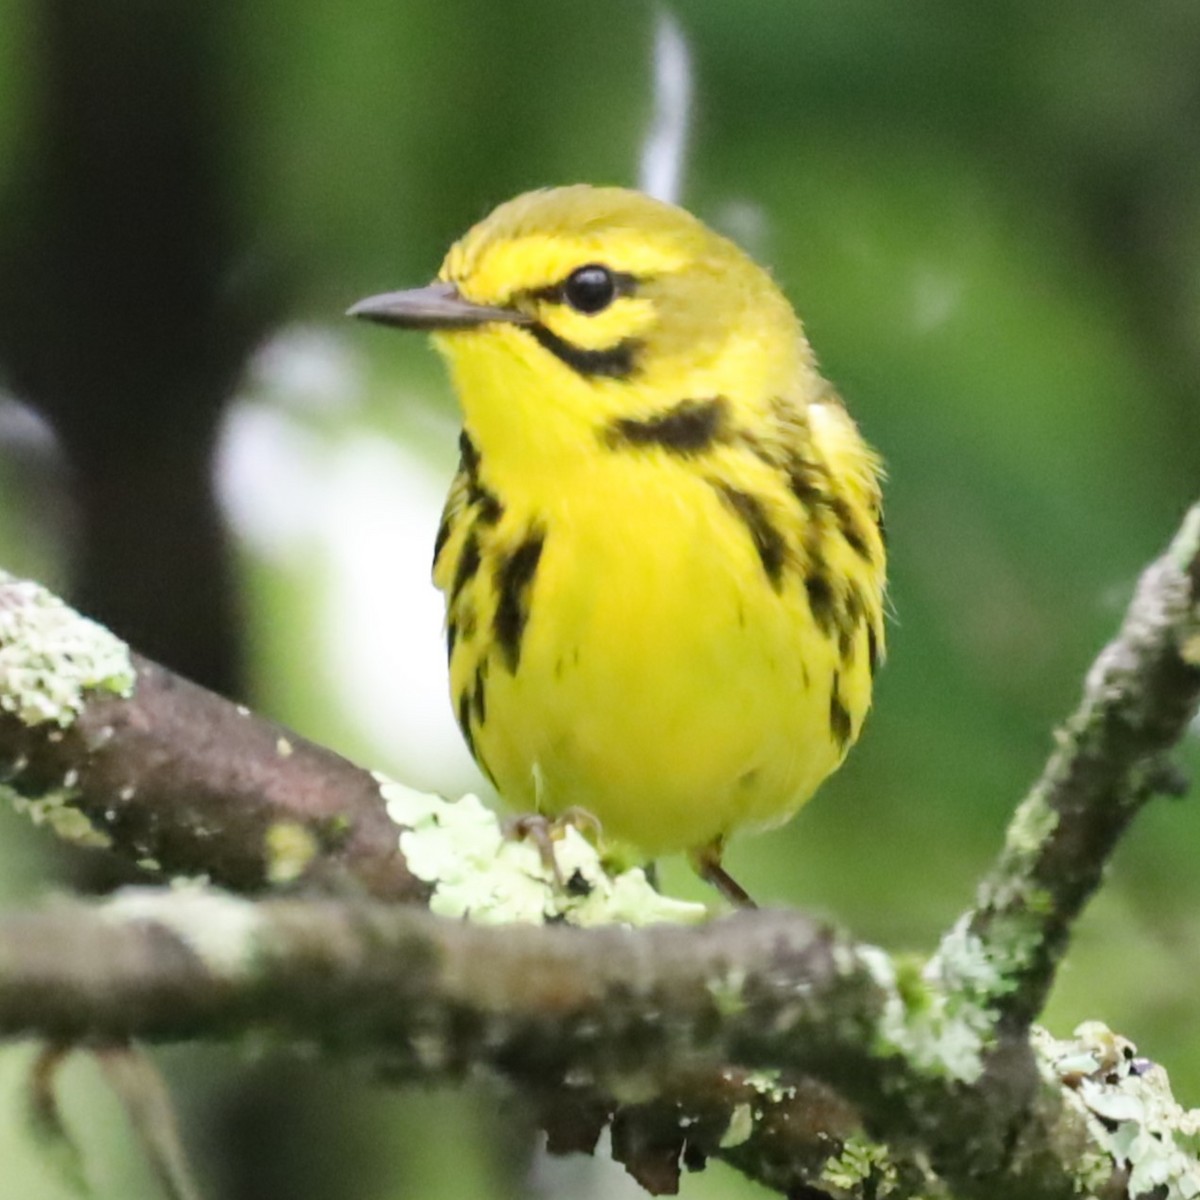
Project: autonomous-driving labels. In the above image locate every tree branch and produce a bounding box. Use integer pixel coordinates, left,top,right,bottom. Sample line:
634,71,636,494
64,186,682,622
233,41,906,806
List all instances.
0,573,423,900
0,498,1197,1199
0,890,1103,1198
955,503,1200,1025
1,886,1195,1199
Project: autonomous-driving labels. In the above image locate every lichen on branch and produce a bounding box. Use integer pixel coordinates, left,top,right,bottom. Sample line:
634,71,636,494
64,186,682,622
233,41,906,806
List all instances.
0,500,1197,1198
0,575,422,899
0,572,134,727
958,502,1200,1026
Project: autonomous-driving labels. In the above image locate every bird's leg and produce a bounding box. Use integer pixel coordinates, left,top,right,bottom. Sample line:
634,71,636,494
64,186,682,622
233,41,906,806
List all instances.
689,838,758,908
503,806,603,887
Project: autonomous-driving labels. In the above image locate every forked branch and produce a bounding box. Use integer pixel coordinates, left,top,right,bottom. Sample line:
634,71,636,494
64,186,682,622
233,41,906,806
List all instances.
0,503,1196,1199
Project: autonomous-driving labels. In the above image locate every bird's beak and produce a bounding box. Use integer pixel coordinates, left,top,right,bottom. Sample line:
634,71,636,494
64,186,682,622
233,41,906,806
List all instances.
346,282,530,331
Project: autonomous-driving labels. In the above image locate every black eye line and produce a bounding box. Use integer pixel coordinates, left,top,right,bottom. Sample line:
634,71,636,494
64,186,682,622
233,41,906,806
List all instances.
525,325,641,379
505,267,646,378
515,269,640,308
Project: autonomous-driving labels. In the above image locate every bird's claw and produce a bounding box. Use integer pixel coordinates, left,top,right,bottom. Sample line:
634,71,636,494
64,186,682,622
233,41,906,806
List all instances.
503,807,603,888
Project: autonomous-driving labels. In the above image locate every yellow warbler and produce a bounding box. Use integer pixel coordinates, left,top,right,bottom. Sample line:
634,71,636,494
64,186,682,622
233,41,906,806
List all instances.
351,185,886,904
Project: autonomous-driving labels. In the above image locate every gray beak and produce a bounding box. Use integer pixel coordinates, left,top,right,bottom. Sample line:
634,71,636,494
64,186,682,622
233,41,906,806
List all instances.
346,281,529,330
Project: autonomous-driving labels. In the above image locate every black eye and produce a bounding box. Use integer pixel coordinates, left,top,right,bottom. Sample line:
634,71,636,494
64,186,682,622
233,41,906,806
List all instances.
563,264,617,314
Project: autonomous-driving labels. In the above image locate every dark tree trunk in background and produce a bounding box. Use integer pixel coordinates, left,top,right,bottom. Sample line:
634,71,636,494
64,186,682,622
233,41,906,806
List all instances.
0,4,284,1197
0,0,270,696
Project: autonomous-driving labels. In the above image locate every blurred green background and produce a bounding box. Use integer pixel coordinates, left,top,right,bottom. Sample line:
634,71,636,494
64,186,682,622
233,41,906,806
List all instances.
1,1,1198,1197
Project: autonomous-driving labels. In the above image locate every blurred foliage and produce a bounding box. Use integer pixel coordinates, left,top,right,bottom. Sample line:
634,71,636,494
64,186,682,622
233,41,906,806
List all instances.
0,2,1198,1198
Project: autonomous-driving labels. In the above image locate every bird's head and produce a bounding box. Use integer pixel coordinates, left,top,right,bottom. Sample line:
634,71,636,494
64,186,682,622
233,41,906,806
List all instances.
349,186,809,467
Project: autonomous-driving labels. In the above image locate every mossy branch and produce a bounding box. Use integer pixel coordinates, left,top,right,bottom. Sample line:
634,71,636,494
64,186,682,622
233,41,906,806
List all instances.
956,502,1200,1026
0,500,1196,1199
0,888,1140,1199
2,886,1198,1198
0,572,422,900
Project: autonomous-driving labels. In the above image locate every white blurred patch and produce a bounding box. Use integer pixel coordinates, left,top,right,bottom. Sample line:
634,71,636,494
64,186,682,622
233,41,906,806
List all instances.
248,324,366,414
639,10,692,205
910,265,965,334
215,327,481,792
0,393,61,463
710,197,771,262
215,401,330,560
1097,576,1137,615
317,430,479,789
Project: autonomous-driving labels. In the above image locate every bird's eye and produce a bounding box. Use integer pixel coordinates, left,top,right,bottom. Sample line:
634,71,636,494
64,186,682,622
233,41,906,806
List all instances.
563,264,617,315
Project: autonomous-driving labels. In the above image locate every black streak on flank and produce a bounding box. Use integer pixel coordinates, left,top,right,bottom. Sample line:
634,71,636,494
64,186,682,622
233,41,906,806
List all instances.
472,662,488,724
451,531,481,604
472,485,504,525
528,325,640,379
494,531,546,672
459,431,480,478
832,496,871,561
786,453,829,512
867,624,881,678
839,623,856,665
433,513,453,568
446,618,458,659
830,674,853,752
607,397,729,455
459,431,504,525
805,564,837,636
712,483,786,590
457,691,476,758
839,583,864,662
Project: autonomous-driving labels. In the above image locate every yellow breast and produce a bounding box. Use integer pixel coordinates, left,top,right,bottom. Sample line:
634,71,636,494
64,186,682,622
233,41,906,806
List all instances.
435,396,884,858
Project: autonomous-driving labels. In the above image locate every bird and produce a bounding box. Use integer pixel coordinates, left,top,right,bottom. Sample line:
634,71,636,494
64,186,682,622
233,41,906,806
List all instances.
349,185,886,906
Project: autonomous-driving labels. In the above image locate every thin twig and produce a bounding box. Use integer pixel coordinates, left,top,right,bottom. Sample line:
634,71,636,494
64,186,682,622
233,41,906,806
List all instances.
958,503,1200,1026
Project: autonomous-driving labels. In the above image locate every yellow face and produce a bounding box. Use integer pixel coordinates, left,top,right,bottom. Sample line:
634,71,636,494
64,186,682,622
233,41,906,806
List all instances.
350,186,809,465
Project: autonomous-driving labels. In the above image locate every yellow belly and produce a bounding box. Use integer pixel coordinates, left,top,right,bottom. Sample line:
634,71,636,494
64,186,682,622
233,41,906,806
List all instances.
452,466,873,857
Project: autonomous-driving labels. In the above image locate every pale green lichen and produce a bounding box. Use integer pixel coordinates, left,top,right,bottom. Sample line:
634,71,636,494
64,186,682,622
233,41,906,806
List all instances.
377,776,707,927
1181,630,1200,668
741,1068,797,1105
264,821,320,885
0,575,135,727
707,968,749,1018
931,917,1008,996
105,885,263,979
868,906,1056,1086
3,783,112,849
967,790,1060,981
1005,792,1060,859
718,1102,754,1149
821,1133,901,1196
1036,1022,1200,1200
858,932,998,1084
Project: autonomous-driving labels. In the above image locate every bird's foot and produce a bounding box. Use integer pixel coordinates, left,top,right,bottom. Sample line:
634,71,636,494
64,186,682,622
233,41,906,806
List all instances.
688,839,758,909
503,807,603,888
